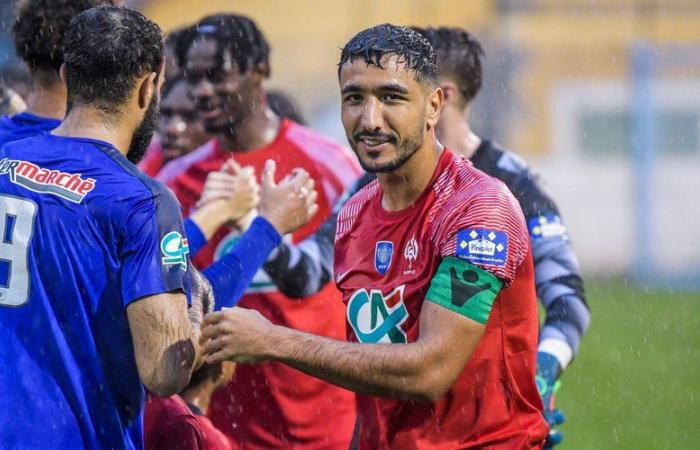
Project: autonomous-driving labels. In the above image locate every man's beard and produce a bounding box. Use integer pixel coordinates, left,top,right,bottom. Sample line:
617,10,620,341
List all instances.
349,127,423,174
127,95,160,164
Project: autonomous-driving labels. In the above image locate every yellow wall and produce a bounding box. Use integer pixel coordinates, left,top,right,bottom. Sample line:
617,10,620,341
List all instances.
142,0,700,155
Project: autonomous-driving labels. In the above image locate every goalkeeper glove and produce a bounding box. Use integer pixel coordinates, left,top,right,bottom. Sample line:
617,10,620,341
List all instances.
536,351,565,449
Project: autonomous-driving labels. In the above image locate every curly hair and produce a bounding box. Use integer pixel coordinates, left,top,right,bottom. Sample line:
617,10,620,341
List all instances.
184,14,271,77
413,26,485,105
13,0,118,74
339,24,438,86
63,5,163,114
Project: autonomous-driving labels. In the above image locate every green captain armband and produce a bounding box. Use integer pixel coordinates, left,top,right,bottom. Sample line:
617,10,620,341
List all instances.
426,256,503,324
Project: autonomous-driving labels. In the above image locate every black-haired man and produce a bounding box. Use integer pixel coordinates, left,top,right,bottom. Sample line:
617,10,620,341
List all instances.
159,13,360,450
200,24,548,449
0,6,204,448
0,0,118,147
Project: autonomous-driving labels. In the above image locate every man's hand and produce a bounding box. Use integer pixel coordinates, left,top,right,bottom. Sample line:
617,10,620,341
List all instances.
196,159,260,224
258,160,318,235
200,307,276,364
189,266,215,329
536,351,565,449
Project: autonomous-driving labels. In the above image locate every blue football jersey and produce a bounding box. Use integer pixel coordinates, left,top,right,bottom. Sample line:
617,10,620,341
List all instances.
0,112,61,148
0,132,191,450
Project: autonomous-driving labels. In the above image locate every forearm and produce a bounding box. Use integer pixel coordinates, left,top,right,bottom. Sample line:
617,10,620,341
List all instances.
269,326,438,401
188,202,229,242
203,217,281,309
533,238,590,369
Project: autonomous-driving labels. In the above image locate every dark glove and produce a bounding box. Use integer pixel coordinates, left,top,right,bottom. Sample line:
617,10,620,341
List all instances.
188,266,215,329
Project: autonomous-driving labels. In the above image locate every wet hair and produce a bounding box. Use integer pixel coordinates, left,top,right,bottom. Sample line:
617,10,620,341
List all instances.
338,24,438,86
167,25,197,70
267,89,306,125
63,5,163,114
187,14,271,77
12,0,117,75
414,26,484,105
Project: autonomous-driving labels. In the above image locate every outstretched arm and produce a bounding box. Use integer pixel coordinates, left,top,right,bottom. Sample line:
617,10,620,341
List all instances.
201,300,484,402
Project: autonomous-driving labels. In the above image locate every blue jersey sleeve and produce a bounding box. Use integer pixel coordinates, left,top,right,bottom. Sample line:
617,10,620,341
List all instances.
120,189,191,306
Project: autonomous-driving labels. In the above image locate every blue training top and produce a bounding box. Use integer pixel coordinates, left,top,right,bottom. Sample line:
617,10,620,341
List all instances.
0,112,61,148
0,132,191,450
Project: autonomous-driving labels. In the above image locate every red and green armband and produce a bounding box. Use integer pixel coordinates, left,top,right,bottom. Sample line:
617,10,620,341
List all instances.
426,256,503,324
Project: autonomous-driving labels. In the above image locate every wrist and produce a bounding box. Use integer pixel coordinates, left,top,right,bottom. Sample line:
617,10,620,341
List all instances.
259,210,285,235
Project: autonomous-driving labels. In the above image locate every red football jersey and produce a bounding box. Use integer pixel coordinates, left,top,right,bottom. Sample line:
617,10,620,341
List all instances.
335,150,548,449
194,414,235,450
143,394,206,450
160,119,361,449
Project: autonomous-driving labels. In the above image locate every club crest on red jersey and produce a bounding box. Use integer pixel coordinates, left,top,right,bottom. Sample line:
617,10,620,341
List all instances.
374,241,394,275
347,285,408,343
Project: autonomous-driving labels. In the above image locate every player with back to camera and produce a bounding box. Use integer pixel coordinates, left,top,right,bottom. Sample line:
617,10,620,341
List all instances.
198,24,549,449
0,6,207,449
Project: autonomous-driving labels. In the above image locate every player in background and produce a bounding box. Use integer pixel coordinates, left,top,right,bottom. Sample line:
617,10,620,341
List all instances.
144,393,206,450
0,0,117,147
158,13,360,449
0,6,208,448
0,85,27,115
180,363,238,450
199,24,548,449
415,26,589,447
139,77,212,177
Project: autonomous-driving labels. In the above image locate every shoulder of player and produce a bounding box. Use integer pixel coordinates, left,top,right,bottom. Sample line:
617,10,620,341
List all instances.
335,178,380,238
433,156,524,230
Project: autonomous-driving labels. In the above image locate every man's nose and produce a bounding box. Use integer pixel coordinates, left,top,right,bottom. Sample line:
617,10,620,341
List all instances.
358,97,384,131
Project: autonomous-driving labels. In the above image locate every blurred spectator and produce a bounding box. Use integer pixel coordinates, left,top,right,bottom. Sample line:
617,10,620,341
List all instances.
0,64,31,102
139,77,211,176
0,85,27,115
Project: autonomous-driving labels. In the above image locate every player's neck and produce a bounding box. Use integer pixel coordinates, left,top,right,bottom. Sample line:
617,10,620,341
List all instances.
217,106,280,153
377,137,444,212
180,383,214,414
53,107,132,155
438,105,481,159
25,77,67,120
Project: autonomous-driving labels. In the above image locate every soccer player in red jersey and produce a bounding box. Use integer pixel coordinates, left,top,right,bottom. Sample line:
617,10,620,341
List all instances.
159,14,360,449
181,363,238,450
139,77,211,177
144,393,206,450
200,24,548,449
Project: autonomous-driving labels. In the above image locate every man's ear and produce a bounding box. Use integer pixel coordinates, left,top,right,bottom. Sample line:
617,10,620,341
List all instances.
137,72,158,109
426,86,444,129
59,64,67,85
252,61,270,83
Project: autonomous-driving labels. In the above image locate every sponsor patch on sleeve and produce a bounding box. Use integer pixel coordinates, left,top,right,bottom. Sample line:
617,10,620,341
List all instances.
161,231,190,271
455,228,508,267
528,214,568,241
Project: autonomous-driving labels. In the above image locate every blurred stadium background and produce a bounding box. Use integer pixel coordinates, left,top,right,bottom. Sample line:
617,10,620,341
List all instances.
1,0,698,448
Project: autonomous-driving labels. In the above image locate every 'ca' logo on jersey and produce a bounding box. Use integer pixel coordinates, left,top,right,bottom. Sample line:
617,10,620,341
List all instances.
347,285,408,343
161,231,189,271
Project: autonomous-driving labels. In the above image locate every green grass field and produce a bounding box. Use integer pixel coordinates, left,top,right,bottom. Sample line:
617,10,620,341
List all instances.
553,279,700,449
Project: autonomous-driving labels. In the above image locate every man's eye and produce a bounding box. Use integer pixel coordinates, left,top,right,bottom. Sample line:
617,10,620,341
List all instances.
344,94,361,103
382,94,403,102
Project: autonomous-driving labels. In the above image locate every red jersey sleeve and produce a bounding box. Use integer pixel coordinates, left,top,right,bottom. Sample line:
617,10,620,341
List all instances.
436,176,529,285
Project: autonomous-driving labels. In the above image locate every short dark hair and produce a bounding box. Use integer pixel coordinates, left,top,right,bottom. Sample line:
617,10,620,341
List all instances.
414,26,484,105
63,5,163,114
167,25,197,71
188,14,271,77
338,24,438,86
12,0,117,74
